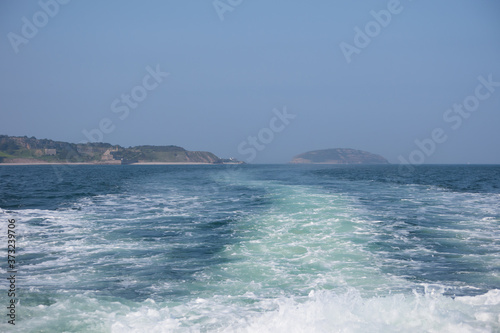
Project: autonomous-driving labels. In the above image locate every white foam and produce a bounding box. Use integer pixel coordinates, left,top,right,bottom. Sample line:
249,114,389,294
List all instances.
457,289,500,306
100,289,500,333
2,288,497,332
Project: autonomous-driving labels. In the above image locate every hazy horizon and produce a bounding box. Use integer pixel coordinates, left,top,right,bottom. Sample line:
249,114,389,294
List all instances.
1,1,499,164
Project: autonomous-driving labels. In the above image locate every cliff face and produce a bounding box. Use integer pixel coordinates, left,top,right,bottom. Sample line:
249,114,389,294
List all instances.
290,148,389,164
0,135,223,164
114,146,221,163
185,151,221,163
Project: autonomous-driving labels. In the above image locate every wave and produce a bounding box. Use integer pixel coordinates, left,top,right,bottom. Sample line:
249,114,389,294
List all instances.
4,288,498,332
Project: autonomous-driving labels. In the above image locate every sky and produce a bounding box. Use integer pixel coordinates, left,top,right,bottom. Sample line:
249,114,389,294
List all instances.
0,0,499,164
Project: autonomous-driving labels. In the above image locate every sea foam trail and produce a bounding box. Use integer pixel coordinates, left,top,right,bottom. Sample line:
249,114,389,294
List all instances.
1,165,499,332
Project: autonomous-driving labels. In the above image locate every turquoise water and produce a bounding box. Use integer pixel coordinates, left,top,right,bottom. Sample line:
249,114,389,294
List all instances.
0,165,499,332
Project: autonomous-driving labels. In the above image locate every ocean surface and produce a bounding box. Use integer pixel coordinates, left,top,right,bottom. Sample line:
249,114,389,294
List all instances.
0,164,499,332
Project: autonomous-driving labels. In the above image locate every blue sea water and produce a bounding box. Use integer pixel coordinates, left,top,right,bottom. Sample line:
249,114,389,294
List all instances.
0,164,499,332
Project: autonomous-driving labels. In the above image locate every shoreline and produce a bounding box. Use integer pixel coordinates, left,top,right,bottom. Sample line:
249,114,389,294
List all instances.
0,162,241,166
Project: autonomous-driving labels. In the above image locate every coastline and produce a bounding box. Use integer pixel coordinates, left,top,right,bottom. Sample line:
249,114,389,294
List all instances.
0,162,238,166
130,162,215,165
0,136,245,166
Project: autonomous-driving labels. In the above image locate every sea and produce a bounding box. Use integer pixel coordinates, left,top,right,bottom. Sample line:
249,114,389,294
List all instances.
0,164,499,332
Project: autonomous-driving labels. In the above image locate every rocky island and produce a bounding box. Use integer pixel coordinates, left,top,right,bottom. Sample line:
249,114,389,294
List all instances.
0,135,243,165
290,148,389,164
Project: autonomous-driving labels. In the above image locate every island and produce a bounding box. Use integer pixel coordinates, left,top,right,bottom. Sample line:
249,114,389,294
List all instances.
290,148,389,164
0,135,244,165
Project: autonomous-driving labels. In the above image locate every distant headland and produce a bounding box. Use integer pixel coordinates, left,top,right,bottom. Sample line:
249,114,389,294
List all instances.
0,135,244,165
290,148,389,164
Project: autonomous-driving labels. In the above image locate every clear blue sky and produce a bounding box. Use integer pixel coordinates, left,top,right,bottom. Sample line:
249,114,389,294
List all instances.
1,0,499,163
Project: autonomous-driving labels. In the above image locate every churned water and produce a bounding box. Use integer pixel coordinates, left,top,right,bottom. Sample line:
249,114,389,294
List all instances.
0,164,499,332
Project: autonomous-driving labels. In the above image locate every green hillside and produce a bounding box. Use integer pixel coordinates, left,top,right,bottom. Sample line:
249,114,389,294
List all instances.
0,135,227,164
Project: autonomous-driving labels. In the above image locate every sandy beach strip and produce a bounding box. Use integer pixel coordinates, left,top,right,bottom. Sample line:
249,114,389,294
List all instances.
0,162,219,166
